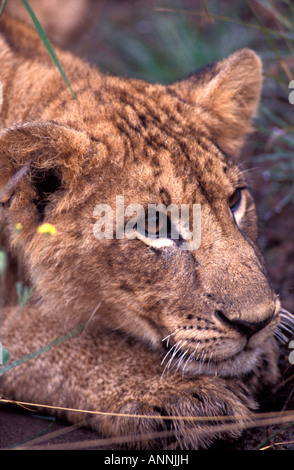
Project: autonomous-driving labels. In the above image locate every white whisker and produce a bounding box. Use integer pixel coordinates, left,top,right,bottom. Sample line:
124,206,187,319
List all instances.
280,310,294,318
175,346,189,372
83,302,101,332
280,307,293,315
162,340,183,377
160,344,177,378
161,329,179,343
190,342,200,360
160,343,176,366
182,351,192,376
274,328,288,344
279,315,294,328
195,352,201,362
180,342,199,373
169,341,188,373
273,306,294,344
279,323,294,335
280,314,294,328
199,350,206,365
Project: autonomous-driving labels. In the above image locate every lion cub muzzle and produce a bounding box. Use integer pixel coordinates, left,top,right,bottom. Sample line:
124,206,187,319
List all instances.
214,307,275,341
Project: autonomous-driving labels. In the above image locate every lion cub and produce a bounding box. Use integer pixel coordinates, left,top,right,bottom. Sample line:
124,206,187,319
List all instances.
0,14,281,449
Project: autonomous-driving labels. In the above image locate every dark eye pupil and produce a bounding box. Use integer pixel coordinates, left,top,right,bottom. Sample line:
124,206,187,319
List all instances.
229,189,241,211
145,212,171,238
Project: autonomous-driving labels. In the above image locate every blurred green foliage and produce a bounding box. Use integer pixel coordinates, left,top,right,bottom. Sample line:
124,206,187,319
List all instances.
82,0,294,215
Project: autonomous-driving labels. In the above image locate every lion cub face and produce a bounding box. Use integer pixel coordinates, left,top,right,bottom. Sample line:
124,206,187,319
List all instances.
0,39,280,379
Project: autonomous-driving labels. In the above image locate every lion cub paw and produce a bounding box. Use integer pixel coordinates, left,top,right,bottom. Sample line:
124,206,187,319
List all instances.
92,375,257,450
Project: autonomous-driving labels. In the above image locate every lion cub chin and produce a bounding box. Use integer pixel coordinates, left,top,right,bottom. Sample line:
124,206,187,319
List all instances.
0,14,282,449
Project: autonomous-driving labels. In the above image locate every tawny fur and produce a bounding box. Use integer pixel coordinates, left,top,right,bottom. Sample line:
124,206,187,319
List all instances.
0,14,281,449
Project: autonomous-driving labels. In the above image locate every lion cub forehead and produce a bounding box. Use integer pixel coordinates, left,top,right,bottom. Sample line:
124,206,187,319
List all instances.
110,139,244,209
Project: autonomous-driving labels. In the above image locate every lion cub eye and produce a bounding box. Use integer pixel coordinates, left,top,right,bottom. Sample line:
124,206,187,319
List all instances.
228,188,248,226
143,211,172,239
228,189,242,213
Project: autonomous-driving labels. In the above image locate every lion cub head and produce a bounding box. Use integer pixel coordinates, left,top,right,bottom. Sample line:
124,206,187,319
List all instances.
0,18,280,379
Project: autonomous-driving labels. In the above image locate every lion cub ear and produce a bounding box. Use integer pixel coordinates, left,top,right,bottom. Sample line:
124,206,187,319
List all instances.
169,48,262,155
0,121,91,222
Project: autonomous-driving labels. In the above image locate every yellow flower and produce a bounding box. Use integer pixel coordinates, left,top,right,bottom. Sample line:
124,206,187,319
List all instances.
15,223,23,232
38,223,56,236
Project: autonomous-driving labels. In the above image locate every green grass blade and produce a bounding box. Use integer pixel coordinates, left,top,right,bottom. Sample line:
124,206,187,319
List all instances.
8,418,56,449
244,0,293,81
0,323,85,375
155,7,294,42
21,0,78,100
0,0,7,16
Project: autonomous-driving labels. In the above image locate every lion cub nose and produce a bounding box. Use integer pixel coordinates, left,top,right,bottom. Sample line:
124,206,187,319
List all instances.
215,310,274,340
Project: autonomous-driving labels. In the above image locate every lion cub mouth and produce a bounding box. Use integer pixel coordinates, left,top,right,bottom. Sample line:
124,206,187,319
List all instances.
160,312,282,378
161,342,265,378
